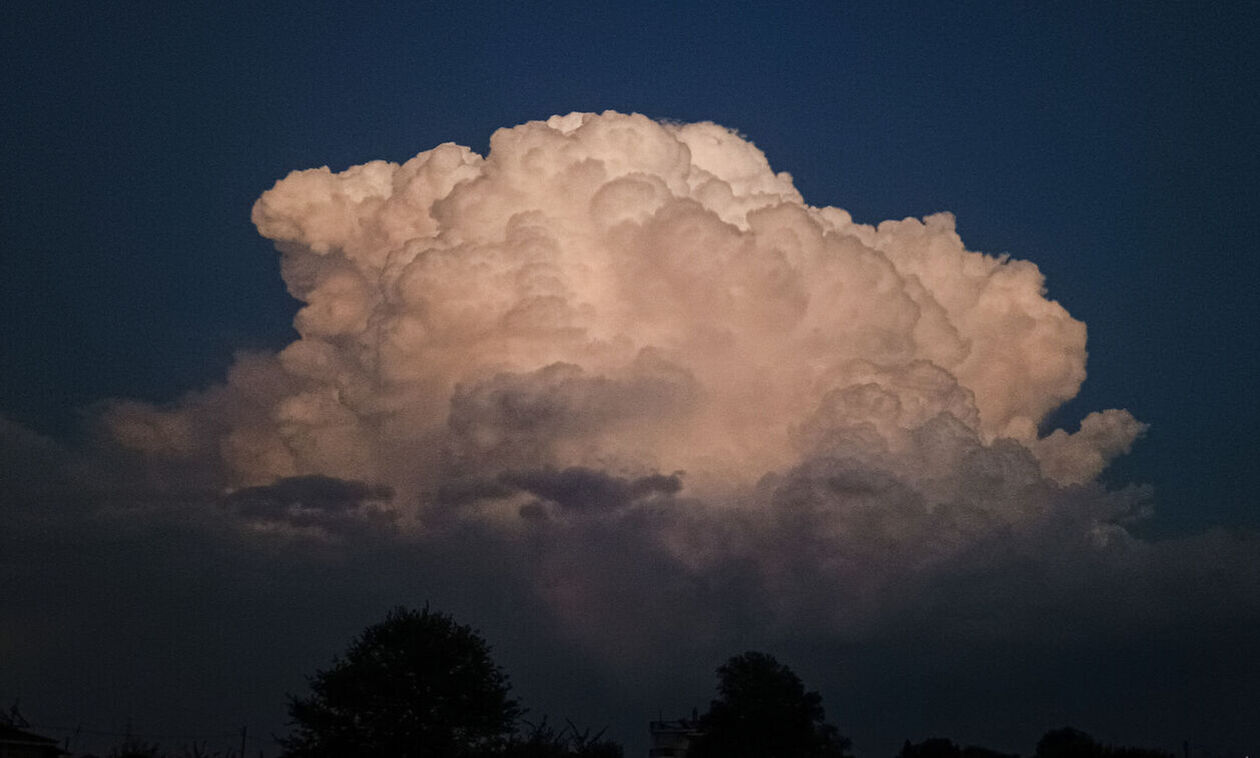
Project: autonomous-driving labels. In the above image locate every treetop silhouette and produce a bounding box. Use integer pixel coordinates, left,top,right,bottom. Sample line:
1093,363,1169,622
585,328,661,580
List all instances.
687,651,851,758
280,606,521,758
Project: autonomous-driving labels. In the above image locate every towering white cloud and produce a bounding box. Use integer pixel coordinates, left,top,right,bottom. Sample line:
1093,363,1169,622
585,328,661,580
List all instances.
109,111,1140,507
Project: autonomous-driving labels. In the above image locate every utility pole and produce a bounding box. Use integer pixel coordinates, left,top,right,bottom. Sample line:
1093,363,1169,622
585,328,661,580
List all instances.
240,725,247,758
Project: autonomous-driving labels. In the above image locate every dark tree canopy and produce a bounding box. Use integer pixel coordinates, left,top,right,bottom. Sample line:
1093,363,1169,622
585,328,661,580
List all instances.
687,651,851,758
1037,728,1105,758
898,737,1017,758
1035,728,1173,758
280,606,521,758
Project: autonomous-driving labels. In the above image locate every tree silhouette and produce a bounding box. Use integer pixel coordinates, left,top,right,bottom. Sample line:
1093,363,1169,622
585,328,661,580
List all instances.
687,651,851,758
1037,728,1104,758
899,738,964,758
1036,728,1173,758
280,606,521,758
897,737,1017,758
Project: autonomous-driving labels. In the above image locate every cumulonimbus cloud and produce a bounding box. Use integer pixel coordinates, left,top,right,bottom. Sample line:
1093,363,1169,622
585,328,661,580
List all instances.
8,112,1260,753
88,111,1165,643
107,111,1140,500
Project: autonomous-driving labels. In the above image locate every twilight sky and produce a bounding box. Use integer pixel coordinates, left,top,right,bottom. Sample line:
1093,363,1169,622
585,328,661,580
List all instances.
3,3,1258,757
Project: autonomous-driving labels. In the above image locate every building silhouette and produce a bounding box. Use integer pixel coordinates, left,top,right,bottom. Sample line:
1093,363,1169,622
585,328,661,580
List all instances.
0,724,68,758
649,716,703,758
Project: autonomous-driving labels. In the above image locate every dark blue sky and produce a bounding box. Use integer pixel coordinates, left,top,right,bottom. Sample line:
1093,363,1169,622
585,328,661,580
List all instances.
4,2,1260,754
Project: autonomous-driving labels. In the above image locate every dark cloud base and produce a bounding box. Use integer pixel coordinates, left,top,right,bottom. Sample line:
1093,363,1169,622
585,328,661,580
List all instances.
4,421,1257,756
